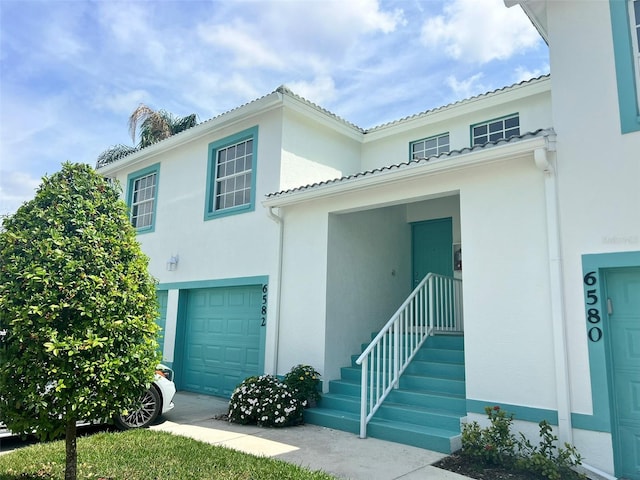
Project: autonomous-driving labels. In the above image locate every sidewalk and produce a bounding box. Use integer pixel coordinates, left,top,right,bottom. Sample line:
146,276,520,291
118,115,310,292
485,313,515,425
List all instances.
151,391,473,480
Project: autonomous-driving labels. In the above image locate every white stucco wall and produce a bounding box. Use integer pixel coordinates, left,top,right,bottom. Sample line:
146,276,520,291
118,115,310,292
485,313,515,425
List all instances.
325,205,412,381
360,81,552,173
277,149,555,410
280,109,362,190
543,2,640,473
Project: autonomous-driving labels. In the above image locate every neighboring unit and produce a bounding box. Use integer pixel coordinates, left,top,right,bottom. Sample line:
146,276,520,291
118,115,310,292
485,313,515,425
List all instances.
97,1,640,478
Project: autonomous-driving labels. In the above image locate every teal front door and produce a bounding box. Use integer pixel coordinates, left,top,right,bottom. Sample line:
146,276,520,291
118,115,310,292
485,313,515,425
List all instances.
177,285,264,397
605,267,640,480
412,217,453,288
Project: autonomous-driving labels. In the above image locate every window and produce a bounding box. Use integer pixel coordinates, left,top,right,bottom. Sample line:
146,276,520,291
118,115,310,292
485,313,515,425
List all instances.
410,133,450,160
205,126,258,220
471,114,520,146
127,163,160,233
610,0,640,133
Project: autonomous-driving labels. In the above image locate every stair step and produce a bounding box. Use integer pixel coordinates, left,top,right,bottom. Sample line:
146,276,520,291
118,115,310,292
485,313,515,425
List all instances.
400,374,465,396
375,402,462,430
308,332,466,454
386,389,466,413
304,407,460,453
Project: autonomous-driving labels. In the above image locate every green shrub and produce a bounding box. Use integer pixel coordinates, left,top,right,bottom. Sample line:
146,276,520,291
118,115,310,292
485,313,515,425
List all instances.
228,375,303,427
515,420,586,480
461,406,586,480
461,405,516,466
284,364,321,407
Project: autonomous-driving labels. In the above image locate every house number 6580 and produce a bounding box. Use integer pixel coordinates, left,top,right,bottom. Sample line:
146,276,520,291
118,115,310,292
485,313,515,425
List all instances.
583,271,602,342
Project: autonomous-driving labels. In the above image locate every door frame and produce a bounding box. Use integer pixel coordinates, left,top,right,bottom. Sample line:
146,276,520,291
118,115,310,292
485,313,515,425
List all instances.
603,266,640,479
580,251,640,478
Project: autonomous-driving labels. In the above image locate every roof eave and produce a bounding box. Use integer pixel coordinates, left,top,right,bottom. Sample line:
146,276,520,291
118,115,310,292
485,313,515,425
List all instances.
504,0,548,44
97,90,285,175
263,132,552,208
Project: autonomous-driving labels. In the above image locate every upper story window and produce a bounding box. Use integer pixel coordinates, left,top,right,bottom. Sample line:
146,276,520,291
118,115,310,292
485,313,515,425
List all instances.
127,163,160,233
205,126,258,220
610,0,640,133
410,133,450,160
471,114,520,146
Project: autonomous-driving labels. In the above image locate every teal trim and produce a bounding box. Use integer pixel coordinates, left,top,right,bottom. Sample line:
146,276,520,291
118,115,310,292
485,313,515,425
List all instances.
466,399,558,425
173,289,189,391
157,275,268,292
579,250,640,433
126,163,160,234
610,0,640,133
204,126,259,221
155,290,168,358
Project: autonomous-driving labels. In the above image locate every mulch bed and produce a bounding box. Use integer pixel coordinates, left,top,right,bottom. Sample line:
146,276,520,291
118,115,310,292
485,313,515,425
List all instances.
433,452,551,480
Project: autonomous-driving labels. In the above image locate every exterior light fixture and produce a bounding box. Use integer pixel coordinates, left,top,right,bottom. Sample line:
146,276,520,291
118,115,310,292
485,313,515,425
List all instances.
166,255,179,271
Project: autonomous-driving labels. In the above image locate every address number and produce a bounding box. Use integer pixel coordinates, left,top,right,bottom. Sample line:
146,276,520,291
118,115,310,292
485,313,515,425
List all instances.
261,284,268,327
583,271,602,342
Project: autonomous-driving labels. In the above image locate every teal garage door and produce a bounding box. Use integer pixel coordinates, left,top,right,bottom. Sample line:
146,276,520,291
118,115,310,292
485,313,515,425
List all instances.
178,285,264,397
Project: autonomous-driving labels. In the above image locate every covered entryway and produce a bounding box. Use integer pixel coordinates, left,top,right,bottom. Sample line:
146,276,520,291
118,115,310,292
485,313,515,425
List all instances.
175,284,265,397
605,267,640,480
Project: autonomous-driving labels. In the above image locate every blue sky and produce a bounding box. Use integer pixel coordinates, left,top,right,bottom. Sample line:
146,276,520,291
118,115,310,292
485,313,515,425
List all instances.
0,0,548,216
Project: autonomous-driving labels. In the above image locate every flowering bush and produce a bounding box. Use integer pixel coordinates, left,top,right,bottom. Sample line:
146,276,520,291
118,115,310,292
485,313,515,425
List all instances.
283,364,321,407
228,375,303,427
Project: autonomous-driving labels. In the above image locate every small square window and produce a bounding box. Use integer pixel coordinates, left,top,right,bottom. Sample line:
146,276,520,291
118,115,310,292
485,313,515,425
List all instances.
410,133,450,160
471,114,520,146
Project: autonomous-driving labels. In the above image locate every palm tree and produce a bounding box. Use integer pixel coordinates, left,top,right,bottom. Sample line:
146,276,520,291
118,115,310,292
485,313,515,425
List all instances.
96,104,198,168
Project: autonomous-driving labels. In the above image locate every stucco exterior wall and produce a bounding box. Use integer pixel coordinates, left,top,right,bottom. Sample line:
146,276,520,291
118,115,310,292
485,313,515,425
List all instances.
280,109,362,190
325,205,412,381
544,2,640,473
277,150,555,412
360,83,552,173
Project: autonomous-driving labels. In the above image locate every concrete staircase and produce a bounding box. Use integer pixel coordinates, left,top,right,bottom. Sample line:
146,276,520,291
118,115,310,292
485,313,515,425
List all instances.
304,334,466,453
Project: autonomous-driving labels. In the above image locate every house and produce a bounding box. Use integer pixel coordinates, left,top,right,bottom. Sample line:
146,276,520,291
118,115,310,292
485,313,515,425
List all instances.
96,1,640,478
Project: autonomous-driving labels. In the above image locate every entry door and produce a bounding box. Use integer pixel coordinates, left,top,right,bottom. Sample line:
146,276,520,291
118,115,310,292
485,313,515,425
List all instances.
412,218,453,288
605,267,640,480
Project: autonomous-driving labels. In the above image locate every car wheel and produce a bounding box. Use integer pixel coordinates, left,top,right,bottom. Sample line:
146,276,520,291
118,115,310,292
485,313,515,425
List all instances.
114,385,162,430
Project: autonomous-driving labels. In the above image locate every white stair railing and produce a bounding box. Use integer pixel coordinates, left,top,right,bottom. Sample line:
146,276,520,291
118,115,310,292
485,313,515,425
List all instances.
355,273,463,439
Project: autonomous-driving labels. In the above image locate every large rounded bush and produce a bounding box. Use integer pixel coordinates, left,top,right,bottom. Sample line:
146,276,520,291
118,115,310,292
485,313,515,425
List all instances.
228,375,303,427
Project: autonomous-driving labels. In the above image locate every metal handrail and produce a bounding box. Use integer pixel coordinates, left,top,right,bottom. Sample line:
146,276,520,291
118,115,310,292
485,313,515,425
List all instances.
355,273,463,439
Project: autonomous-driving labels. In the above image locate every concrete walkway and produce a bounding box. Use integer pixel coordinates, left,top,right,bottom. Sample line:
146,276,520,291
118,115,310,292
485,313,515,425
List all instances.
151,391,473,480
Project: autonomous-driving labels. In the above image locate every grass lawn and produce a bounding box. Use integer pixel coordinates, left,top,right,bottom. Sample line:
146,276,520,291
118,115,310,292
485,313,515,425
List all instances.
0,429,336,480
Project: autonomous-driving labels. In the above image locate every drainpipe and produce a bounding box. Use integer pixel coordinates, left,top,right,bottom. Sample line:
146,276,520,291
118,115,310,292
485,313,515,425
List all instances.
534,135,573,446
267,206,284,375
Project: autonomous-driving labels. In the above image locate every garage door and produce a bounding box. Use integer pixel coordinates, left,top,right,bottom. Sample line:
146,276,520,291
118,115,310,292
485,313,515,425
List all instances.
178,285,264,397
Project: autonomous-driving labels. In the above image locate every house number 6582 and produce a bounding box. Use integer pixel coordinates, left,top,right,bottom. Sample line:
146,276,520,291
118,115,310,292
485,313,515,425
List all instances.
583,271,602,342
261,284,268,327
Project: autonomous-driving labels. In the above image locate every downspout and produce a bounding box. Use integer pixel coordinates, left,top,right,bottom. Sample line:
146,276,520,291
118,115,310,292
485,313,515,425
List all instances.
267,206,284,375
534,136,573,446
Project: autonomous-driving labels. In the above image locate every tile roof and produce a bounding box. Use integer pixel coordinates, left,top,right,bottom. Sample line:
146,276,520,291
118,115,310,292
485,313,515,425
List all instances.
265,128,553,200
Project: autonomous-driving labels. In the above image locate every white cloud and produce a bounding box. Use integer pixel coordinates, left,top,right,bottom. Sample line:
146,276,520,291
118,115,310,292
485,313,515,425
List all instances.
0,170,41,216
513,64,550,83
287,76,337,106
95,89,151,115
197,21,285,69
446,73,488,100
420,0,541,64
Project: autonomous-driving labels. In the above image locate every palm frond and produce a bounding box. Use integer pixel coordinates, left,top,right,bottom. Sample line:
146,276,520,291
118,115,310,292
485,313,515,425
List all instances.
96,144,139,168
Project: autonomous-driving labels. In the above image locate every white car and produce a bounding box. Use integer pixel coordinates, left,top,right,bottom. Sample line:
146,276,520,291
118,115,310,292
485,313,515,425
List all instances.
0,364,176,437
114,364,176,429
